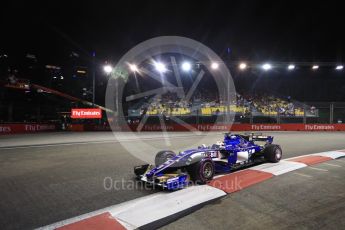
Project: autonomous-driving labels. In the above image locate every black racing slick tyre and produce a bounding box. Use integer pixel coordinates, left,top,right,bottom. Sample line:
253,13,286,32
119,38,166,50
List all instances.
187,159,215,184
264,144,282,163
155,150,176,166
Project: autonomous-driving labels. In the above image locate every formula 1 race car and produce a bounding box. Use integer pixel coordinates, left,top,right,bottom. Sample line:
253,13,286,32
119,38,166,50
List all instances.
134,133,282,190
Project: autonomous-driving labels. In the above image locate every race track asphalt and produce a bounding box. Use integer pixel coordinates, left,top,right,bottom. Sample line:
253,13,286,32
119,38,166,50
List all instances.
0,131,345,230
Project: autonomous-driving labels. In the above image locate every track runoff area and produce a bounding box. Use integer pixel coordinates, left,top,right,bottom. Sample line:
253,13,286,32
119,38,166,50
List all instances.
1,132,345,229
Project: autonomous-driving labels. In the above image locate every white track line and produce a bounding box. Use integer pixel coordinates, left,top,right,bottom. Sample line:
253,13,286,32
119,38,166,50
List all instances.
293,172,313,178
309,167,329,172
322,163,342,167
0,134,207,150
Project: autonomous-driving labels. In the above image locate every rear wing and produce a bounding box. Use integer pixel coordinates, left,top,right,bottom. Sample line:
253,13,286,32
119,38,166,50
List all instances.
224,132,274,144
243,132,274,144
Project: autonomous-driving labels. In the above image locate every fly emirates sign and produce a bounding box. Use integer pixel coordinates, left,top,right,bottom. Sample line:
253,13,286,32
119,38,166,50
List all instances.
71,109,102,119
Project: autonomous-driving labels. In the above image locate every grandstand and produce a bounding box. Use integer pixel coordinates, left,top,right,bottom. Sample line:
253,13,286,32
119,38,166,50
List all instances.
127,92,317,119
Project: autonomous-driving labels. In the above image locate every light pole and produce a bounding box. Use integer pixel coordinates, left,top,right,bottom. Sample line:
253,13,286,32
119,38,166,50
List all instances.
92,52,96,106
129,64,140,92
103,64,114,110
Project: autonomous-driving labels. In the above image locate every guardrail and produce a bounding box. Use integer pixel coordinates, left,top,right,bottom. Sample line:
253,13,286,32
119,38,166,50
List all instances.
69,123,345,132
127,123,345,132
2,123,345,135
0,123,56,135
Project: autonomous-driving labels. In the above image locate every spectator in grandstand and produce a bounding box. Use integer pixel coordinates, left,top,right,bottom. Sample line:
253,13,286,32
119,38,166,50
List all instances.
132,89,310,119
287,102,295,116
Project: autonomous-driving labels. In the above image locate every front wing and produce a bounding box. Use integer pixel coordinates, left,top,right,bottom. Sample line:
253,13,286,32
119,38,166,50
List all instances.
134,164,189,190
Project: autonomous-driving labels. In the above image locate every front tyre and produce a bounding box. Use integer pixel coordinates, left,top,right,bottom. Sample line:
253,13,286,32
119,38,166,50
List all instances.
155,150,176,166
264,144,282,163
187,159,215,184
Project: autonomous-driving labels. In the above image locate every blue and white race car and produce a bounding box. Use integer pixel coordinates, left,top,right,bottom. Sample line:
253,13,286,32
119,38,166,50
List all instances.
134,133,282,190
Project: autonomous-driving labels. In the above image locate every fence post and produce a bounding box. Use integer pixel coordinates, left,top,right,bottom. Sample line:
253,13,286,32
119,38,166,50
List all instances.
303,103,307,124
250,109,253,124
8,101,13,122
196,108,200,125
330,103,334,124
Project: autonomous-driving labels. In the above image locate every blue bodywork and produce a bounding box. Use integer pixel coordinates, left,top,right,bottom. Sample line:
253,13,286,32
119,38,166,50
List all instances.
135,133,274,190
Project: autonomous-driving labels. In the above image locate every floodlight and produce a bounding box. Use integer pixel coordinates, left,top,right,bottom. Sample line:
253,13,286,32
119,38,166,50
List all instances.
154,62,167,73
103,65,113,73
262,63,272,71
288,64,295,70
181,62,192,71
211,62,219,69
239,62,247,70
336,65,343,70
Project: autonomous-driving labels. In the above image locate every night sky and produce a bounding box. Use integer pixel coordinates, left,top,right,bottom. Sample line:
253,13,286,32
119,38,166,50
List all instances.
1,0,344,66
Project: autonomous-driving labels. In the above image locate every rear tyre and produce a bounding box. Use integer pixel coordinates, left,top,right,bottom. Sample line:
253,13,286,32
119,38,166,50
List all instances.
155,150,176,166
187,159,215,184
264,144,282,163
